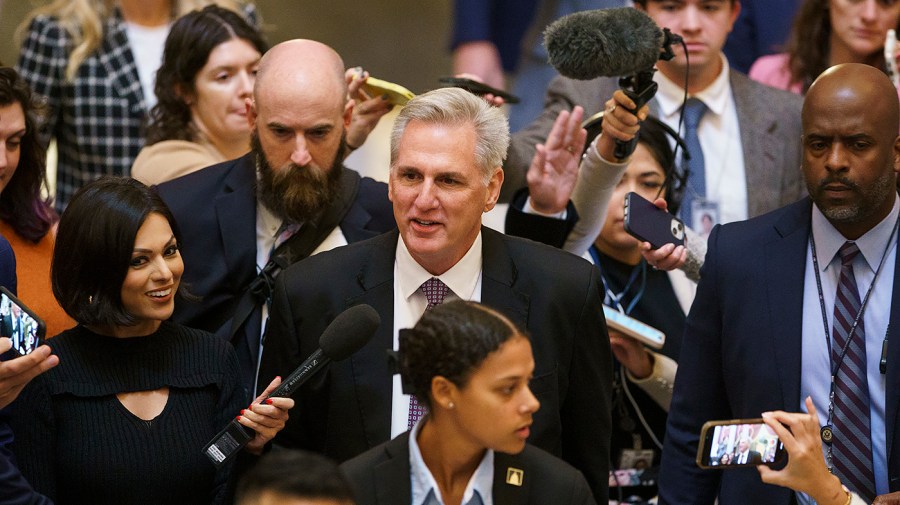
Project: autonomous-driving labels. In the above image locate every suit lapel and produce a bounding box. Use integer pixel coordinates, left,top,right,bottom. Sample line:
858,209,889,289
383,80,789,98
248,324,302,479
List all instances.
885,229,900,472
373,433,414,504
214,155,258,289
493,451,531,503
99,9,146,115
731,73,791,218
346,230,399,448
480,228,530,328
765,199,813,411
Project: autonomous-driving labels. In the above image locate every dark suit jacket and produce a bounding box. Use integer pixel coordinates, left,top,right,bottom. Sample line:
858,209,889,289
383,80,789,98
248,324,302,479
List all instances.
658,198,900,504
156,153,395,385
341,431,597,505
504,69,806,213
0,233,50,503
261,227,612,500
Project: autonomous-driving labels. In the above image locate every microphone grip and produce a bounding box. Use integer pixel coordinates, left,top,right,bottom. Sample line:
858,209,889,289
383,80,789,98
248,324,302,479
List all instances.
268,348,331,399
613,74,659,159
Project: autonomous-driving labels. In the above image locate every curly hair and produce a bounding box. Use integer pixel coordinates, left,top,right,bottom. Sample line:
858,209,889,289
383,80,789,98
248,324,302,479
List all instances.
0,67,57,243
398,300,527,410
145,5,267,145
786,0,900,92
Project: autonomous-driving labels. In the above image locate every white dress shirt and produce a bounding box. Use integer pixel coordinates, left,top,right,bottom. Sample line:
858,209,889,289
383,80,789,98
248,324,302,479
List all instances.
391,233,483,438
655,54,748,225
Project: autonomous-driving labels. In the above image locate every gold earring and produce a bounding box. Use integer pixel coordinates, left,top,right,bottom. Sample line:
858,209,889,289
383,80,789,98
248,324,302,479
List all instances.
448,402,455,409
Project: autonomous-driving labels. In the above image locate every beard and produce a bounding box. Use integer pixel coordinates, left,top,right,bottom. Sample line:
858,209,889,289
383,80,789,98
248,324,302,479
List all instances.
253,130,347,224
808,169,896,225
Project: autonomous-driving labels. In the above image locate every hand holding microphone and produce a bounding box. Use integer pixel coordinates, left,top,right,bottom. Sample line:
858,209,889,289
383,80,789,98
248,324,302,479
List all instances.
544,7,683,158
237,376,294,456
203,304,381,466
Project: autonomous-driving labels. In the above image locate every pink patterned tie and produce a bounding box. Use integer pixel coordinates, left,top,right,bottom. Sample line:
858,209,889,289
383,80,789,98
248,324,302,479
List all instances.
407,278,449,429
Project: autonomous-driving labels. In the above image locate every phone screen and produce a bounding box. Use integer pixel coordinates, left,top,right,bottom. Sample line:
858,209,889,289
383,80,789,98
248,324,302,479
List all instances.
697,420,786,469
0,287,45,356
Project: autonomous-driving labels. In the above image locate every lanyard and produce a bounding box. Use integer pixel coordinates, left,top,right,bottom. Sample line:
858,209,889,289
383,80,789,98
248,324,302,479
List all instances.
591,246,647,315
808,214,898,470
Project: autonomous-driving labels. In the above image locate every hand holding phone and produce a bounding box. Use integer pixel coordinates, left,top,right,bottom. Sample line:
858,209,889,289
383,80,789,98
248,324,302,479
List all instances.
360,76,415,106
624,191,685,249
696,419,787,469
438,76,521,104
603,305,665,350
0,287,45,356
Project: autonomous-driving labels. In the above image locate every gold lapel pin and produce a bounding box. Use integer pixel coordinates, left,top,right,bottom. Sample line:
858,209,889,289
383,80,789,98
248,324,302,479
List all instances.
506,467,524,486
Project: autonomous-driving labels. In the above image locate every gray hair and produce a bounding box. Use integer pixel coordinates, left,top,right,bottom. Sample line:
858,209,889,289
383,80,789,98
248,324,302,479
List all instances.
390,87,509,183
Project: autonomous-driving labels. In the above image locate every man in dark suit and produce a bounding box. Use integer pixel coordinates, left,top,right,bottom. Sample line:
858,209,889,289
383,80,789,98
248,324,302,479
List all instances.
503,0,806,219
157,39,582,393
261,87,612,500
156,40,397,391
658,64,900,504
732,437,762,465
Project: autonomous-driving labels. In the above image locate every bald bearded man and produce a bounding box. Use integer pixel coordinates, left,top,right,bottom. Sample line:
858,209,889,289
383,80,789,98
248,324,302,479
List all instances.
157,40,397,392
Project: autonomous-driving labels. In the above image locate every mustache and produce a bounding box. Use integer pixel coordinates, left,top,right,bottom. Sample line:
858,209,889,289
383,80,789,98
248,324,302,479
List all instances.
817,175,860,192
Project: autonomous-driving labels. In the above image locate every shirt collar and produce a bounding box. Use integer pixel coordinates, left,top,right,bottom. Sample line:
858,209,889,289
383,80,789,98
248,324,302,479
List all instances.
655,53,731,121
257,199,282,236
811,194,900,273
409,417,494,505
396,232,483,302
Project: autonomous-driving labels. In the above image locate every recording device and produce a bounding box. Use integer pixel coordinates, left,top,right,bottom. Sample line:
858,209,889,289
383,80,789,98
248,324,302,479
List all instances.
0,287,45,356
624,191,685,249
203,304,381,467
360,76,416,106
696,419,787,469
438,77,521,103
544,7,683,158
603,305,665,350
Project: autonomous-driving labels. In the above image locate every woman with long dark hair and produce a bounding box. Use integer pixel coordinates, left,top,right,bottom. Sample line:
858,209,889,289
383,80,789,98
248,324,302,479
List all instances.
0,67,71,337
749,0,900,93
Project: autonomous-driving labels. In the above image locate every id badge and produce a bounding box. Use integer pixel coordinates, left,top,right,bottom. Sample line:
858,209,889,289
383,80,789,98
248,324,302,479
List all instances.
691,199,720,239
618,448,655,469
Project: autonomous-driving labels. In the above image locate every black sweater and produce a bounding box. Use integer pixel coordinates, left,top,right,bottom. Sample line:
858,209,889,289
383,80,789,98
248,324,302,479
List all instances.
9,322,247,504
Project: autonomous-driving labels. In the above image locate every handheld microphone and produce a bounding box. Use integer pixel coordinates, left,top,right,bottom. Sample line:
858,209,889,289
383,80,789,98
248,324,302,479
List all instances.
203,304,381,467
544,7,683,158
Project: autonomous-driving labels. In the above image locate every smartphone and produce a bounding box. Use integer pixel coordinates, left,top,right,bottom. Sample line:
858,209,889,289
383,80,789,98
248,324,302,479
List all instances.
438,77,521,104
602,305,665,349
696,419,787,469
360,76,415,106
0,287,46,356
623,191,685,249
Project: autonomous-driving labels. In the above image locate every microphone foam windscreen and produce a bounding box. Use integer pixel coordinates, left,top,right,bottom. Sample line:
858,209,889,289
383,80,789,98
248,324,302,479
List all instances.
319,304,381,361
545,7,663,80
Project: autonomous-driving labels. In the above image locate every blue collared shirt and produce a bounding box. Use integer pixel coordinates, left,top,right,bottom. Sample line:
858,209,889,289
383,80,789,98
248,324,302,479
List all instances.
798,195,899,503
408,418,494,505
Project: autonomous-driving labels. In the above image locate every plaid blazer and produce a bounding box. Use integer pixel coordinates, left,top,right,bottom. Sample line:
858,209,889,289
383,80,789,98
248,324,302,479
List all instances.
17,4,257,210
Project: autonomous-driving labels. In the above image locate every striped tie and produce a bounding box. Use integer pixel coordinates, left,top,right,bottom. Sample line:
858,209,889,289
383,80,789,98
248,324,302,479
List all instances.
407,278,449,429
831,241,876,502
